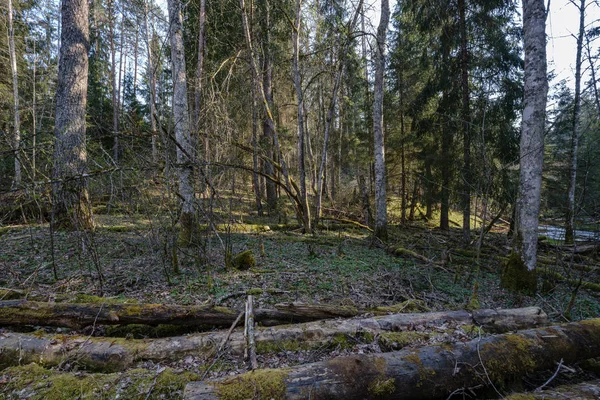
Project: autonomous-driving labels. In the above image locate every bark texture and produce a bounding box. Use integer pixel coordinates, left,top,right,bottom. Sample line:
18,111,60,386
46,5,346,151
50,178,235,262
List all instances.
292,0,311,233
8,0,21,188
167,0,196,243
52,0,93,230
516,0,548,272
373,0,390,240
144,0,158,163
185,318,600,400
565,0,585,244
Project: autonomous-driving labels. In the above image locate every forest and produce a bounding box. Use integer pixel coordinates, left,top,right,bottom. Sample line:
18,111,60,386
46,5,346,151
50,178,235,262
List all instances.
1,0,600,398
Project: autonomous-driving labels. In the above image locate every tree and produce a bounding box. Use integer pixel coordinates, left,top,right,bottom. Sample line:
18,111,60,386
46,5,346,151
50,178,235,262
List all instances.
167,0,196,244
8,0,21,188
292,0,311,233
509,0,548,292
373,0,390,241
52,0,94,230
565,0,586,244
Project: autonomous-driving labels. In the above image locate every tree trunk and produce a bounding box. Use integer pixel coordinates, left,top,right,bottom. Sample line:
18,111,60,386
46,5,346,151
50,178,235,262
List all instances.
292,0,311,233
261,0,277,211
373,0,390,241
52,0,93,231
8,0,21,188
439,38,452,231
194,0,206,193
459,0,471,244
565,0,585,244
167,0,196,244
108,0,119,164
186,318,600,400
144,0,158,163
252,83,263,216
515,0,548,277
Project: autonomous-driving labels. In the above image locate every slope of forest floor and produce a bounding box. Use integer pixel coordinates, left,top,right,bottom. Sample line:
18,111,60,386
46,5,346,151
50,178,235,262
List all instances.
0,197,599,399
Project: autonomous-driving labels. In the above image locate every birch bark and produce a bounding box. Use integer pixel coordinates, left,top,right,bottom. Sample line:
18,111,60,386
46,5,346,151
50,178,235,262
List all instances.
516,0,548,275
373,0,390,240
565,0,586,244
167,0,196,243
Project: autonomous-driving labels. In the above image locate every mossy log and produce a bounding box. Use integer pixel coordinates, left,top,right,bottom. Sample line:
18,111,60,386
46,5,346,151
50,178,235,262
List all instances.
0,307,546,373
506,379,600,399
0,300,242,329
184,318,600,400
0,298,546,331
0,300,376,330
388,246,431,263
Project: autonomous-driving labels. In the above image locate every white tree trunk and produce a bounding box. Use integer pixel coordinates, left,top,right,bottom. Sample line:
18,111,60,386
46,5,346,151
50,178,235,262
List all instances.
565,0,586,244
517,0,548,271
373,0,390,240
144,0,158,163
8,0,21,188
167,0,196,242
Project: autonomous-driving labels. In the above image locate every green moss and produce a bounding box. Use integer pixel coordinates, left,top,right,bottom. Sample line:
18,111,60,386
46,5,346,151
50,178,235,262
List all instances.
0,363,199,400
331,333,354,349
480,334,536,384
255,339,305,353
500,252,537,295
402,352,435,387
368,377,395,397
504,395,537,400
459,324,482,335
232,250,256,271
215,369,288,400
466,281,480,311
71,294,139,304
246,288,263,295
378,332,431,350
0,288,25,300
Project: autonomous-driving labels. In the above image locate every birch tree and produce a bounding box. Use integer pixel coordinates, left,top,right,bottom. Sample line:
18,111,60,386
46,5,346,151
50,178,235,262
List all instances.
52,0,94,230
565,0,586,244
373,0,390,240
510,0,548,291
144,0,158,163
167,0,196,243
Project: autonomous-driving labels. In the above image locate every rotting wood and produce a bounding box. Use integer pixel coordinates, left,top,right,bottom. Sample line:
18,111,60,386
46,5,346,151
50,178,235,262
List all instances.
0,300,241,329
0,300,364,329
246,296,258,370
0,307,546,373
505,379,600,399
184,318,600,400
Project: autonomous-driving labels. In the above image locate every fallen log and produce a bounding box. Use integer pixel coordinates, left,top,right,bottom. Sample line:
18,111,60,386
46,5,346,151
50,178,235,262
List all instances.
0,307,546,373
184,318,600,400
0,299,241,329
1,298,542,331
0,300,370,330
506,379,600,399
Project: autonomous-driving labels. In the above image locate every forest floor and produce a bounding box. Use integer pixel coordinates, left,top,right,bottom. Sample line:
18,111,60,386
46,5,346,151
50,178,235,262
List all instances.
0,193,599,399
